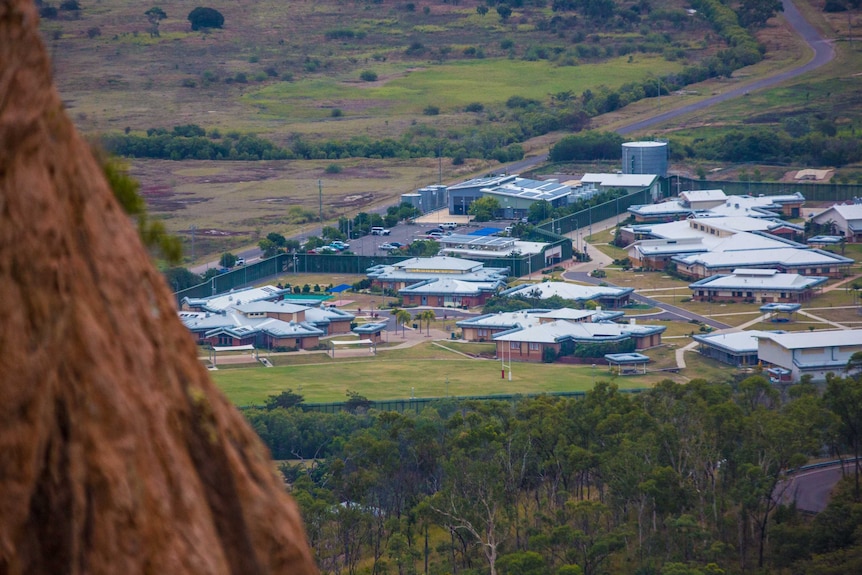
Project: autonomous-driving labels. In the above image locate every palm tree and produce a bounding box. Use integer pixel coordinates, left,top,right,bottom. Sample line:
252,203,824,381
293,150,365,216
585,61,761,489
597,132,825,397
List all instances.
420,309,436,336
395,309,412,338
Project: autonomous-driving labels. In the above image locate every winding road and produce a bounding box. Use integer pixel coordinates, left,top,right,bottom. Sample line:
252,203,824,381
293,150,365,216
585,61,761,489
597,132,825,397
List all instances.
505,0,836,172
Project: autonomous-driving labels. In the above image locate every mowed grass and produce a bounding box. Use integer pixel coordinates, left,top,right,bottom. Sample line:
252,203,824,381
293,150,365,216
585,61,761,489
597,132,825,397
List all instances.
211,355,660,406
245,56,685,118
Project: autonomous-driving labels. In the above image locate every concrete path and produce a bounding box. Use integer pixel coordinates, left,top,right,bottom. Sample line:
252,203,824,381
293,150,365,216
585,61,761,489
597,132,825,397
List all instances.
798,310,849,330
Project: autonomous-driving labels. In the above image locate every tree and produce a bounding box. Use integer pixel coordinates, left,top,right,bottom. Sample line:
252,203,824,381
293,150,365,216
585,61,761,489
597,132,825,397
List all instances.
144,7,167,37
187,6,224,31
468,196,501,222
527,200,553,224
219,252,237,268
265,389,305,411
396,309,413,338
477,5,489,15
497,5,513,21
738,0,783,29
163,267,202,291
417,309,436,336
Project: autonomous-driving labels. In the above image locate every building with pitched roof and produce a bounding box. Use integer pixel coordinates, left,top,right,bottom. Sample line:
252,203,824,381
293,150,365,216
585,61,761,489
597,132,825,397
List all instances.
366,256,509,292
179,308,325,350
628,191,804,223
756,329,862,381
456,308,624,342
811,203,862,242
688,269,827,303
399,278,505,308
493,319,664,362
672,247,852,279
500,281,633,308
692,330,783,366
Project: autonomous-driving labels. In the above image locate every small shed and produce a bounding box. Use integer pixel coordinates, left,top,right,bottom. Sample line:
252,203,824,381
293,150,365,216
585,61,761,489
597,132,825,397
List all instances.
604,352,650,375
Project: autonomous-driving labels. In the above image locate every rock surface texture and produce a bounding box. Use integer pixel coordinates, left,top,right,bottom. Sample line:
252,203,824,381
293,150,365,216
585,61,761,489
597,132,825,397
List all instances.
0,1,318,573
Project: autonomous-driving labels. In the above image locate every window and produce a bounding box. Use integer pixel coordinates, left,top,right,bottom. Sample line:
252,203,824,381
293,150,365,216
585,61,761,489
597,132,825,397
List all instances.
478,329,488,337
510,342,520,350
746,292,753,297
529,342,539,351
780,292,787,299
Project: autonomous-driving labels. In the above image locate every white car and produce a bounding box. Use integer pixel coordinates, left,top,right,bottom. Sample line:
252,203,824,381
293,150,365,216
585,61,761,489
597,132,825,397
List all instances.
379,242,395,250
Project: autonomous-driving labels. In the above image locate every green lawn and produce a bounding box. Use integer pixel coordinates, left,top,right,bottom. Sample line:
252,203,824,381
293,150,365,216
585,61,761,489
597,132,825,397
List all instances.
211,353,662,405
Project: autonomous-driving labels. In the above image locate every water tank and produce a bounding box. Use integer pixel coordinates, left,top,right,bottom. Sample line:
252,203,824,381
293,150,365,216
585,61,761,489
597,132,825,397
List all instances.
418,185,447,212
622,141,668,178
400,193,421,211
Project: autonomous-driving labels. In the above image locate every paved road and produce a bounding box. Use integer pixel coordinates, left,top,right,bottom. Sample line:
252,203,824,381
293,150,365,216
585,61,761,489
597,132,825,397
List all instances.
506,0,835,169
779,461,857,513
562,270,731,329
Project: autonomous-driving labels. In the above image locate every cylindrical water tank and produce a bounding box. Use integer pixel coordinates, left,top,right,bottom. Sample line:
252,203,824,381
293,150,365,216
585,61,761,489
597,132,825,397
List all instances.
400,193,421,211
622,141,668,177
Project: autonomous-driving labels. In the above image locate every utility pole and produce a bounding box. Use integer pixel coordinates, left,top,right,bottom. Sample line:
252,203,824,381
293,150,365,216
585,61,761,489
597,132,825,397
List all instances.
318,179,323,222
190,224,197,260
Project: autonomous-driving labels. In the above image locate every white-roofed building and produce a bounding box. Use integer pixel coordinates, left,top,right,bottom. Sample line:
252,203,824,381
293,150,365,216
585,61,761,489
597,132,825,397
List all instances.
811,203,862,242
756,329,862,381
500,281,633,308
627,192,804,223
179,309,325,350
456,308,624,342
688,269,827,303
493,319,665,362
579,173,661,198
181,285,291,312
399,278,505,308
436,234,546,259
367,256,509,291
672,247,853,279
693,330,784,366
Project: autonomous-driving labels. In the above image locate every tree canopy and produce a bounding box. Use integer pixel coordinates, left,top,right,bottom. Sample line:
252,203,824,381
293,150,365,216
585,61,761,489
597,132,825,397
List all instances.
187,6,224,30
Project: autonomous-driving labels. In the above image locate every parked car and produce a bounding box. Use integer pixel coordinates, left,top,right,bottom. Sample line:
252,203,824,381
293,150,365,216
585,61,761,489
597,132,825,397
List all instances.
378,242,395,250
371,227,391,236
440,222,458,230
235,257,246,266
427,227,444,234
388,241,404,249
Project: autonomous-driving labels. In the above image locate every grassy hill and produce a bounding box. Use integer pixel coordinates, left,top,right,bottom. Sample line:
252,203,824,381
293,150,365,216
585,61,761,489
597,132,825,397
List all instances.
37,0,862,262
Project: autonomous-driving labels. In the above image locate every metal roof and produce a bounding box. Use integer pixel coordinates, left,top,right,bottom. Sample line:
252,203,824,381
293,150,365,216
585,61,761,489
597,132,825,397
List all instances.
755,329,862,350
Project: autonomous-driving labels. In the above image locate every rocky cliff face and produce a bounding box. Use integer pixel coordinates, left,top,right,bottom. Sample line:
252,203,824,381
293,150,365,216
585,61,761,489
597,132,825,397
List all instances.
0,1,318,573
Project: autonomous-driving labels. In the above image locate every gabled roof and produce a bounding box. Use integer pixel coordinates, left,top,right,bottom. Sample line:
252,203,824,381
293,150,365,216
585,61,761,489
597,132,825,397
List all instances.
182,285,290,312
580,173,659,187
398,278,504,296
500,281,632,302
755,329,862,350
689,270,828,292
693,330,785,354
673,247,853,269
493,319,664,344
813,203,862,223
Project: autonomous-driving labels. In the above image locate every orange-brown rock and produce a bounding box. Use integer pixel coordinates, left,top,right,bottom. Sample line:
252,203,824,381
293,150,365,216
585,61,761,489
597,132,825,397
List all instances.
0,1,318,573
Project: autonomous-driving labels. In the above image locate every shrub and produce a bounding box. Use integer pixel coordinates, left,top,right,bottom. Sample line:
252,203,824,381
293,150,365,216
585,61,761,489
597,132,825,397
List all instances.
86,26,101,38
325,164,342,174
359,70,378,82
465,102,484,113
331,108,343,117
423,105,440,116
188,7,224,31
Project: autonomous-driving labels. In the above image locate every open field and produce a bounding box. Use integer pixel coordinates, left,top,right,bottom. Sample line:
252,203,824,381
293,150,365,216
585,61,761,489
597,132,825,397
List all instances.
210,351,673,405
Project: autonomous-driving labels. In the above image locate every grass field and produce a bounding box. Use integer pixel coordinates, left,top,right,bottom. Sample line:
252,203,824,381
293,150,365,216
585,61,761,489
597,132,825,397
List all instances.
211,355,667,406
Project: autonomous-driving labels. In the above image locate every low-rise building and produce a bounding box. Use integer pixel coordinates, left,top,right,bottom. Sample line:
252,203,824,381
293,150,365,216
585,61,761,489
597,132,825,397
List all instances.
456,308,624,342
493,319,665,362
692,330,784,366
367,256,508,292
672,247,852,279
628,191,804,223
179,309,325,350
398,278,504,308
688,269,827,303
755,329,862,381
811,203,862,242
500,281,633,308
